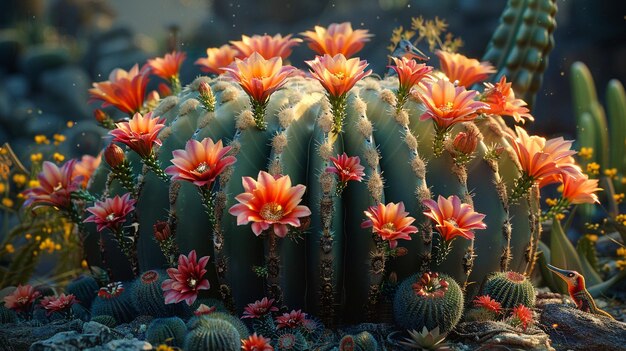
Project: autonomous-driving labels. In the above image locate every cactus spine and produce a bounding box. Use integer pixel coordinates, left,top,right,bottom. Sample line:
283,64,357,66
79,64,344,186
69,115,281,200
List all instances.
131,270,187,317
184,318,241,351
145,317,187,347
90,282,136,323
90,314,117,328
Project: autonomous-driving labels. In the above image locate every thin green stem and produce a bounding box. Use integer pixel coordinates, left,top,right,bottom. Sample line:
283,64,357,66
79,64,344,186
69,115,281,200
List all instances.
395,88,410,113
432,125,450,158
329,94,348,134
541,198,571,222
143,152,170,182
112,161,137,197
251,98,268,130
510,174,535,204
170,75,182,95
198,186,217,230
433,236,455,266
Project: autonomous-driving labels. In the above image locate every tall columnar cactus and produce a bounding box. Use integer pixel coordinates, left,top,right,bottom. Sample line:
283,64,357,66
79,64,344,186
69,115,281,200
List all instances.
80,2,564,326
482,0,558,107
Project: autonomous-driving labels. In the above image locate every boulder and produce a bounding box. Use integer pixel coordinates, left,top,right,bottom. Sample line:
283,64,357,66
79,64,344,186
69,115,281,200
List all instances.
540,303,626,351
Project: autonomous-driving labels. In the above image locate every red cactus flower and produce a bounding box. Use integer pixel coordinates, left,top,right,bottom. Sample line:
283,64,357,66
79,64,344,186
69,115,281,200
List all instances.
97,282,125,299
194,303,217,316
473,295,502,314
242,297,279,319
326,153,365,183
162,250,210,305
510,304,534,330
411,272,449,298
40,293,77,315
22,160,81,211
109,112,166,158
480,76,533,123
229,171,311,238
275,309,306,329
388,57,433,93
153,220,172,242
306,54,372,98
3,284,41,313
415,78,489,131
147,51,186,80
72,154,102,188
84,193,136,232
230,34,301,60
436,50,495,88
361,202,418,249
165,137,236,187
301,22,372,58
422,195,487,241
89,64,149,115
195,45,239,74
242,333,274,351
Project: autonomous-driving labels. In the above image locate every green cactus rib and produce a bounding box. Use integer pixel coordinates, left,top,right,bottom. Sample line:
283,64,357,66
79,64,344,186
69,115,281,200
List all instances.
482,0,558,107
86,75,542,324
184,318,241,351
145,317,187,347
481,271,536,308
607,80,626,172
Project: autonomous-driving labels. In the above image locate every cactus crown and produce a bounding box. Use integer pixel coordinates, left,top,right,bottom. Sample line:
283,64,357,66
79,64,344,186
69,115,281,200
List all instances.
505,271,525,283
140,270,160,284
97,282,125,299
411,272,449,298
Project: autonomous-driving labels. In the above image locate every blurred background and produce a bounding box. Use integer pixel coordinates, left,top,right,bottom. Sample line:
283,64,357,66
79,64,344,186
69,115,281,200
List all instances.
0,0,625,163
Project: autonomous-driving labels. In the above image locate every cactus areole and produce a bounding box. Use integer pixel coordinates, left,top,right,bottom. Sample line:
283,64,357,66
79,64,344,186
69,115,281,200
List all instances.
79,5,567,326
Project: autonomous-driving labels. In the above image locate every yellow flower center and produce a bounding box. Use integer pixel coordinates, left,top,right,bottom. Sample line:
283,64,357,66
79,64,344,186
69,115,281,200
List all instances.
194,162,209,174
333,71,346,80
447,218,459,228
105,213,116,221
439,101,455,113
260,202,284,222
188,278,197,288
17,297,28,304
382,222,396,231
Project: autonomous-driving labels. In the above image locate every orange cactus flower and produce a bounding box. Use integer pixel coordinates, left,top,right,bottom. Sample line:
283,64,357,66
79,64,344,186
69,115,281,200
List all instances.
22,160,81,211
415,78,489,130
481,76,534,123
195,45,239,75
473,295,503,314
436,50,495,88
147,51,186,80
242,333,274,351
89,64,149,115
72,154,102,188
230,34,301,60
388,57,433,94
508,126,579,183
561,172,601,205
109,112,166,158
165,137,237,188
221,52,296,105
422,195,487,241
301,22,372,58
229,171,311,237
361,201,418,249
84,193,136,232
306,54,372,98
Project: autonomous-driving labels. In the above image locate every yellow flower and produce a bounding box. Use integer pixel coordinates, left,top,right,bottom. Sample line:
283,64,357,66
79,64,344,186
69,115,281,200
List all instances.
30,153,43,162
2,198,13,207
578,147,593,159
39,238,57,253
32,251,38,256
617,260,626,271
81,259,88,269
67,121,74,128
617,247,626,257
34,135,49,144
616,214,626,226
555,213,565,221
25,233,32,240
4,244,15,254
604,168,618,179
545,198,558,207
614,193,624,204
28,180,40,188
53,134,66,143
556,184,564,193
12,173,27,186
586,162,600,175
53,153,65,163
35,235,41,241
0,183,5,193
156,345,176,351
584,234,598,242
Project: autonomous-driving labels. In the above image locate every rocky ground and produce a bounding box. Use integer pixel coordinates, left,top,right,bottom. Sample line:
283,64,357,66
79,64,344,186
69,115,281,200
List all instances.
1,294,624,351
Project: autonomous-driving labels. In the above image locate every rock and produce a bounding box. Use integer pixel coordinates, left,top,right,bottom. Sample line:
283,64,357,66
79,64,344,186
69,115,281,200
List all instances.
20,46,70,83
540,303,626,351
39,66,92,120
85,338,152,351
28,321,115,351
0,319,83,351
452,321,554,351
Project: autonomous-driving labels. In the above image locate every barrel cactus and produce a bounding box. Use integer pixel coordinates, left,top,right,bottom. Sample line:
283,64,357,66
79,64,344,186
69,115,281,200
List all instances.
481,271,536,308
184,318,241,351
130,270,187,317
393,272,464,333
69,1,571,327
66,275,99,309
145,317,187,347
90,314,117,328
90,282,136,323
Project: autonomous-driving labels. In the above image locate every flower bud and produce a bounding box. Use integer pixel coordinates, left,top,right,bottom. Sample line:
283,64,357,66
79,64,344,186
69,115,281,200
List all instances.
158,83,172,97
104,143,125,168
199,81,212,96
453,130,478,155
394,247,408,257
94,109,108,123
153,220,171,242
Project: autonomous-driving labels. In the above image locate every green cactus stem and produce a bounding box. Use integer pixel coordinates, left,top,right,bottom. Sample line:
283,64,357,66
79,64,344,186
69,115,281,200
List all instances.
146,316,187,347
143,151,170,182
66,275,99,309
330,94,349,134
109,160,137,198
481,271,536,309
184,318,241,351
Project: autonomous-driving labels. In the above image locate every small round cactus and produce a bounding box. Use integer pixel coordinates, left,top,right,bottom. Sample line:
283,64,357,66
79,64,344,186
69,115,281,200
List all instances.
482,271,536,308
188,312,250,339
184,318,241,351
145,317,187,347
130,270,187,317
393,272,464,333
275,330,308,351
91,314,117,328
0,305,17,324
90,282,137,323
354,331,379,351
66,275,99,309
339,335,356,351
